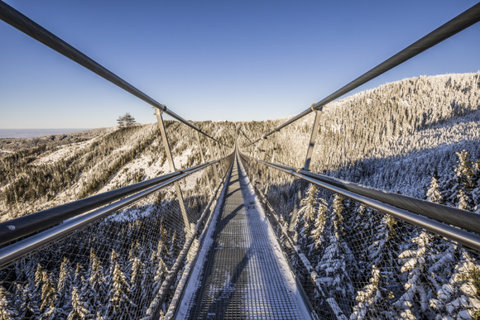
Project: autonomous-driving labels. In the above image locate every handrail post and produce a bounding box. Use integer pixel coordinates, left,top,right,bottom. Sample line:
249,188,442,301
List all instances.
195,131,211,189
303,109,321,171
155,109,191,234
195,131,207,165
256,137,267,160
207,136,220,183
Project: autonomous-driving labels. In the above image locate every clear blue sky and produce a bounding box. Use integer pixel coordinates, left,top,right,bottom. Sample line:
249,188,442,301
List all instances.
1,0,479,128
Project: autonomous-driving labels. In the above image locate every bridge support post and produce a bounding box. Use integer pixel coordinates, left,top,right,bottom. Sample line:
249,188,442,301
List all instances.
207,137,220,183
303,109,321,171
195,131,212,189
155,108,192,234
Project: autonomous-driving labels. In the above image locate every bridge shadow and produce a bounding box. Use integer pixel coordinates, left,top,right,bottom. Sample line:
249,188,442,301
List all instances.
189,221,251,319
214,203,244,237
204,248,251,319
225,188,242,198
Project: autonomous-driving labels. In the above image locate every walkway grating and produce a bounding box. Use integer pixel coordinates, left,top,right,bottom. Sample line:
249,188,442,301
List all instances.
182,156,311,319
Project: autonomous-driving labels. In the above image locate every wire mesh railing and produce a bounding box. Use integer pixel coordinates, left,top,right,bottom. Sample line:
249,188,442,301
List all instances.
0,3,238,319
1,0,480,319
235,5,480,318
240,153,480,319
0,155,233,319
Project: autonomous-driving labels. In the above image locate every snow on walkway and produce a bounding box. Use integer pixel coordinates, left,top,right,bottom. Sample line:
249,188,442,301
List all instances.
179,155,311,319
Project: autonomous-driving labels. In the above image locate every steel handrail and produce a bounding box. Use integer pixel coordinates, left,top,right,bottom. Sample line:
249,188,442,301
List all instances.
0,1,222,144
0,158,225,248
249,3,480,145
239,153,480,251
0,153,233,268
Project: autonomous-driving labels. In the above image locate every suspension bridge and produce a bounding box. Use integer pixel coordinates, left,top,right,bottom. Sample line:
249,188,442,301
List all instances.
0,2,480,319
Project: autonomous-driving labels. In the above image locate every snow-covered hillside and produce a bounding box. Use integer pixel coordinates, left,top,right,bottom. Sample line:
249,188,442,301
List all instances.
0,121,235,221
239,71,480,198
239,72,480,319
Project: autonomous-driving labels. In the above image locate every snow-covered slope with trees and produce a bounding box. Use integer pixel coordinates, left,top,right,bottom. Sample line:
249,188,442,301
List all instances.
0,121,235,221
239,72,480,319
0,72,479,319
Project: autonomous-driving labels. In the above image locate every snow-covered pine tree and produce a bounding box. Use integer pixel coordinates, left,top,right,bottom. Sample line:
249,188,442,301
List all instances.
167,230,180,266
56,257,73,316
316,194,355,316
430,250,480,319
442,150,476,211
288,188,303,245
349,266,381,320
39,270,60,320
83,248,106,314
310,196,328,255
130,256,145,307
458,189,472,211
426,173,443,204
153,257,168,292
22,263,44,318
0,286,15,320
422,172,459,313
67,286,91,320
349,210,399,319
107,261,135,319
394,231,434,319
297,184,319,252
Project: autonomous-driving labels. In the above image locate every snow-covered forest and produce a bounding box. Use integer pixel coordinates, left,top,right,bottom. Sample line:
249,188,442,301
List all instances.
0,121,235,221
0,71,479,318
239,72,480,319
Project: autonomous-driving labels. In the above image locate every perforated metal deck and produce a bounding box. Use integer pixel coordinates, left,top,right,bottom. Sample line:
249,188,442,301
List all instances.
183,157,311,319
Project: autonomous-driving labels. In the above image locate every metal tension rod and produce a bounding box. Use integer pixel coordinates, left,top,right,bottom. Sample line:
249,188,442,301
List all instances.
195,131,212,189
303,108,322,170
0,1,218,143
249,2,480,145
207,137,220,183
155,109,191,233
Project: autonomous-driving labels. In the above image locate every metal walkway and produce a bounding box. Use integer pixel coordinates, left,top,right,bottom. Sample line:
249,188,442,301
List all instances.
181,156,311,319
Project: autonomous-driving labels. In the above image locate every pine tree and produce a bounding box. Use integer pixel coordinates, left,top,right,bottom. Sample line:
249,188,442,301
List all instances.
457,188,471,211
23,263,44,318
430,250,480,319
394,231,433,319
117,113,136,128
316,194,355,315
310,196,328,254
153,257,168,291
443,150,476,210
107,261,135,319
426,174,443,204
82,248,106,315
130,256,145,305
57,257,73,316
67,287,90,320
39,270,59,320
350,212,399,318
297,185,319,251
0,286,15,320
349,266,381,320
